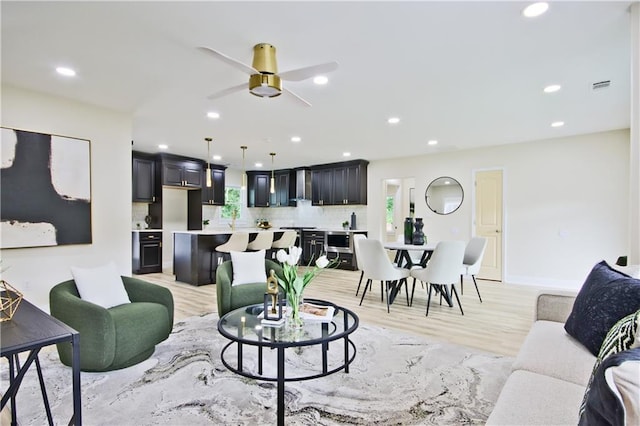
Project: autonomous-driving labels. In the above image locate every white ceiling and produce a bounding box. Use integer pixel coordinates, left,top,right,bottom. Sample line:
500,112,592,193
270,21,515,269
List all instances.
1,1,633,170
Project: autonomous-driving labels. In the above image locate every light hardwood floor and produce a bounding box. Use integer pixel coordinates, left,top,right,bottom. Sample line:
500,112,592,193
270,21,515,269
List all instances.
140,268,545,357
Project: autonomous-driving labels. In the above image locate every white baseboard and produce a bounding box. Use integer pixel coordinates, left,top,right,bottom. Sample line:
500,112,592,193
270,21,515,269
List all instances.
504,275,582,291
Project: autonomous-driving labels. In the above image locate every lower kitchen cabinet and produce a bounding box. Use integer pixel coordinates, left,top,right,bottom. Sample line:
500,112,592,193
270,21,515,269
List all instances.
302,230,325,264
132,231,162,274
327,252,357,270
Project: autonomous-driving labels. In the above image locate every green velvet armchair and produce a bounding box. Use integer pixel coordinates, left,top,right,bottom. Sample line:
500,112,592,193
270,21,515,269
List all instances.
216,259,283,317
49,276,174,372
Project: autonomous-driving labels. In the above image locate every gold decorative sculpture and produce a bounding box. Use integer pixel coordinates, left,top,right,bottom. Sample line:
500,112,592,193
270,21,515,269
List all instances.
263,269,283,322
266,269,279,314
0,280,23,321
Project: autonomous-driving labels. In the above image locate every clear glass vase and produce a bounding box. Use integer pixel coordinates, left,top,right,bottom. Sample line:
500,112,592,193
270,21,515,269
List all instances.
286,291,304,329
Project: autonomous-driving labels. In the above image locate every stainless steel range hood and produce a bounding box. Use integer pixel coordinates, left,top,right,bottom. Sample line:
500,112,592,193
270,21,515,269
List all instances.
294,168,311,200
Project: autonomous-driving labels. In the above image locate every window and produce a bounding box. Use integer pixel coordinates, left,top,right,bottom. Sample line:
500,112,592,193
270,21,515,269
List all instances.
386,195,394,232
221,187,242,221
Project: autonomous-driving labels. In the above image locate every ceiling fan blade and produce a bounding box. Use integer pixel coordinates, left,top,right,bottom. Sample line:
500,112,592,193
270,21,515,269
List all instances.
198,46,259,75
283,88,312,107
279,61,339,81
206,83,247,100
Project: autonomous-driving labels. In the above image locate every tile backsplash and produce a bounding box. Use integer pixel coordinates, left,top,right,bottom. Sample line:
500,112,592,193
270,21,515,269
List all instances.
134,200,367,230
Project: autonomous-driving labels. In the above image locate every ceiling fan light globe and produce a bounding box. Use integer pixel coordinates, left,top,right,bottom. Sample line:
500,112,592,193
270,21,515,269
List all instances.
249,73,282,98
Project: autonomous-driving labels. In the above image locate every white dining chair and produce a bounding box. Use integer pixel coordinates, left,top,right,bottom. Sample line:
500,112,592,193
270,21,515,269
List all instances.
357,238,411,313
353,234,367,296
410,240,466,316
460,237,488,302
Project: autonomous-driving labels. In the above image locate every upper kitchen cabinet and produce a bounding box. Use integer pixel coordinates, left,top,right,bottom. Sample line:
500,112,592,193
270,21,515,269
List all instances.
271,170,294,207
334,161,367,205
159,154,203,189
311,168,333,206
132,151,158,203
311,160,368,205
202,164,226,205
247,171,271,207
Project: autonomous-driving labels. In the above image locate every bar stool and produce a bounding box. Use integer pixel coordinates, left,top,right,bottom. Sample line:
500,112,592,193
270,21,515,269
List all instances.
214,232,249,267
269,230,297,259
246,231,274,253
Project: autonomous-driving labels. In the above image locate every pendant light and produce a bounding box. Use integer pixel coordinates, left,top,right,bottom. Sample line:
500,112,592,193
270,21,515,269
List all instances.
269,152,276,194
240,145,247,190
205,138,212,188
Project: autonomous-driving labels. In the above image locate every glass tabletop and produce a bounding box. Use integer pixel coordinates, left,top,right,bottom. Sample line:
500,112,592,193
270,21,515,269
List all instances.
218,298,359,348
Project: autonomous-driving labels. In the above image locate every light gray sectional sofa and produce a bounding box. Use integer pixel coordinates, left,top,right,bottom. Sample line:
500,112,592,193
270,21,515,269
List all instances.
487,290,592,425
488,261,640,425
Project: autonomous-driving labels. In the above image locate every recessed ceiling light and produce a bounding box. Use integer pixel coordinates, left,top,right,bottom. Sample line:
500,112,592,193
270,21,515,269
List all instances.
427,140,438,146
212,155,222,161
56,66,76,77
255,162,263,168
444,180,451,185
313,76,328,85
387,117,400,124
543,84,561,93
343,152,351,157
551,121,565,127
291,136,302,143
522,2,549,18
207,112,220,119
158,144,168,150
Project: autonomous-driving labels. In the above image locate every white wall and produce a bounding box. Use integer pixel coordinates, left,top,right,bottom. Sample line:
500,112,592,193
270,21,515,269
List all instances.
1,85,132,311
367,129,631,289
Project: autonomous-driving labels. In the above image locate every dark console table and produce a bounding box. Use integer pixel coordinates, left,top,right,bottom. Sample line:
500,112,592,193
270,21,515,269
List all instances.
1,298,81,425
218,299,358,426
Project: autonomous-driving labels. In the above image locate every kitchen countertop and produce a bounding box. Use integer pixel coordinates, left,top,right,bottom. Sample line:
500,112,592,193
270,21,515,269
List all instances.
173,228,286,235
172,228,368,235
132,229,163,232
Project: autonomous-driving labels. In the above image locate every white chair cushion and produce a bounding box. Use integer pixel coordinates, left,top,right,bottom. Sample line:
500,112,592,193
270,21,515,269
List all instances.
70,262,131,309
230,250,267,286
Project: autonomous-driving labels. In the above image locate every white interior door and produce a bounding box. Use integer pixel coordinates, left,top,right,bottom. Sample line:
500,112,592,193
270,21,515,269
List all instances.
474,169,503,281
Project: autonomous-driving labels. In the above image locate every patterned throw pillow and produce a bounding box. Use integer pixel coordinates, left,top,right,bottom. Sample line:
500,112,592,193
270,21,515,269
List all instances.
578,309,640,421
565,261,640,356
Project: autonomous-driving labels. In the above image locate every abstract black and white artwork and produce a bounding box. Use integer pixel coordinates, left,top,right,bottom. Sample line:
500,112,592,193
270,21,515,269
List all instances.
1,128,92,249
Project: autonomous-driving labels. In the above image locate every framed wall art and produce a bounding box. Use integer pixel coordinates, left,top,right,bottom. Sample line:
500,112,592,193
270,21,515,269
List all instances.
0,128,92,249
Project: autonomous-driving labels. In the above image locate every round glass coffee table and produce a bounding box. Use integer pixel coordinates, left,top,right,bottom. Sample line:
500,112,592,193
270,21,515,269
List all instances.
218,298,359,426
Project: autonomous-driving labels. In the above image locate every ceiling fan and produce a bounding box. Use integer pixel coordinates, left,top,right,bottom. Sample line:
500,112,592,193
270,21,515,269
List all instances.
199,43,338,107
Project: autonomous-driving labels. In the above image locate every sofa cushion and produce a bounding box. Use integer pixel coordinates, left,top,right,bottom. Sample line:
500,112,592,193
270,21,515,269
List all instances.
71,262,131,309
579,347,640,426
486,370,585,425
512,320,595,386
564,261,640,356
230,250,267,286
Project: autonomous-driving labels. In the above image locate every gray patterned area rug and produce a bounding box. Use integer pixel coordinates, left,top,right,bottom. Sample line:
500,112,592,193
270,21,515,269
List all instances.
5,313,513,425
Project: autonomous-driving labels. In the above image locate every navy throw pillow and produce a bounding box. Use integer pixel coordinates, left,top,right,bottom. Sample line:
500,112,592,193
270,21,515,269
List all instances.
564,261,640,356
578,347,640,426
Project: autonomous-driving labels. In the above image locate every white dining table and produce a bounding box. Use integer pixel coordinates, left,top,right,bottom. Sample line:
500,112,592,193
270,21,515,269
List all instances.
383,241,437,269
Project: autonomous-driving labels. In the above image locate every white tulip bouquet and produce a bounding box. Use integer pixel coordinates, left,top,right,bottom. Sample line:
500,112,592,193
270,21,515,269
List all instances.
275,246,333,326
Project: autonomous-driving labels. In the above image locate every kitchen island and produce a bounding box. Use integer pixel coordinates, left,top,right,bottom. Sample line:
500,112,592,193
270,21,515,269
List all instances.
173,229,287,286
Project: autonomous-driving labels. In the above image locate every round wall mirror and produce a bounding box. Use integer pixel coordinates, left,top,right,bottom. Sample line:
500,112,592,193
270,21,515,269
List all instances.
425,176,464,215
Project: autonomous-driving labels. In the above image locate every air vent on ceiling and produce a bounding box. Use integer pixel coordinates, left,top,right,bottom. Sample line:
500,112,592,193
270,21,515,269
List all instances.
592,80,611,90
